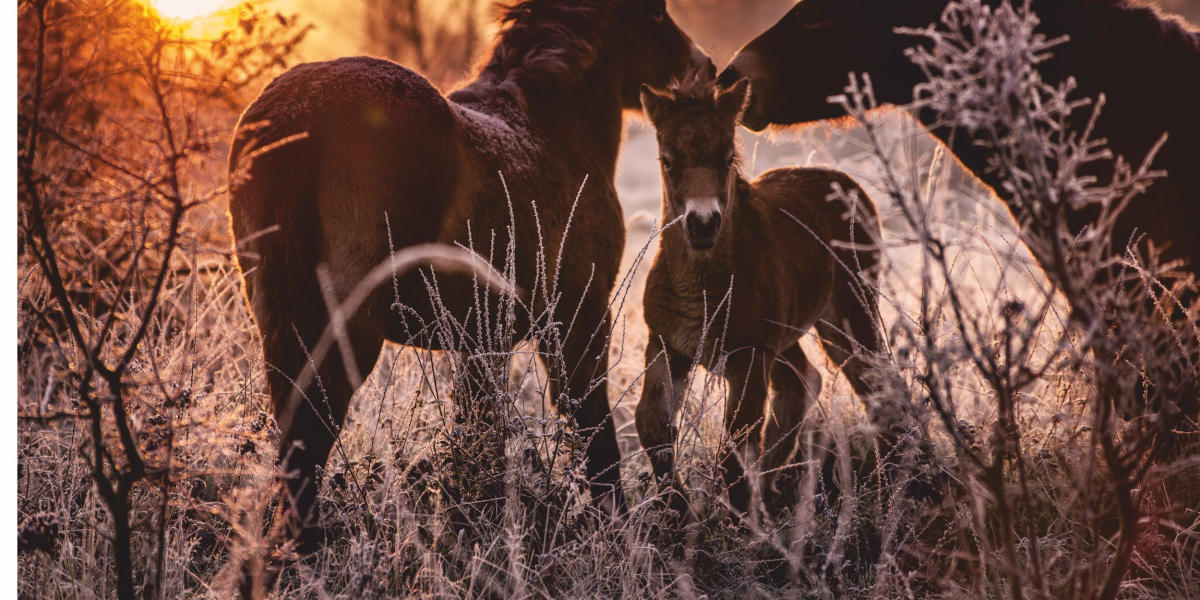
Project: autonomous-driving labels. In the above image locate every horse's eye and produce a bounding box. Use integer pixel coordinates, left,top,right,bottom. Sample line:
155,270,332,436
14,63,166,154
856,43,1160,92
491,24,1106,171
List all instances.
650,2,665,22
660,156,673,170
726,154,735,167
796,6,825,28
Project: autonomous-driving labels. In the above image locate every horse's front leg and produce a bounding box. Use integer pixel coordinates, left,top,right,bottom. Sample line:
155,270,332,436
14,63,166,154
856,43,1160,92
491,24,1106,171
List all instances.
635,334,693,519
545,298,627,514
720,346,772,517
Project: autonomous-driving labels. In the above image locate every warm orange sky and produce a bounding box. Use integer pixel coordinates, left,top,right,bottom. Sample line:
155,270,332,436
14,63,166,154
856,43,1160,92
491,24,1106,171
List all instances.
151,0,1200,73
280,0,1200,68
277,0,801,67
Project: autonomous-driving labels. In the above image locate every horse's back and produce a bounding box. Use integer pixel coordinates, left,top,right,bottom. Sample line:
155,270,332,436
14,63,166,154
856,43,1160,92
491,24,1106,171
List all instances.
752,167,879,244
1031,2,1200,269
751,166,882,307
232,56,458,190
752,167,884,382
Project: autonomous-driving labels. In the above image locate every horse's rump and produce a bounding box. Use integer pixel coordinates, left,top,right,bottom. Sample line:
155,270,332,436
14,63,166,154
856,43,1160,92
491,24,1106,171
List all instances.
230,57,466,324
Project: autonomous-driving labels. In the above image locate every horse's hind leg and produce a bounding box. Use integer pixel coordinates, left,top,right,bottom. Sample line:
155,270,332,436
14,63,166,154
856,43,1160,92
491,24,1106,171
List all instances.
813,281,880,401
816,275,922,495
256,287,385,551
720,347,772,516
762,343,821,511
814,272,904,457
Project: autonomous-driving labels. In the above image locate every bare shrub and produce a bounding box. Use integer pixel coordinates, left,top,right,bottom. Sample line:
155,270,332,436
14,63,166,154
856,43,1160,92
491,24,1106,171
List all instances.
362,0,486,89
787,0,1200,596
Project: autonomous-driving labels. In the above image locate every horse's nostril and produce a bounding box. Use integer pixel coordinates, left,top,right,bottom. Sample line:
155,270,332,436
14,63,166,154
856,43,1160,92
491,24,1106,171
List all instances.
716,65,740,88
687,212,721,239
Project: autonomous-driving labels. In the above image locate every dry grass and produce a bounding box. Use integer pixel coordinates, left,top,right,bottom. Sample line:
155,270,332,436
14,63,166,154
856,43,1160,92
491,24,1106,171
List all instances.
16,0,1200,598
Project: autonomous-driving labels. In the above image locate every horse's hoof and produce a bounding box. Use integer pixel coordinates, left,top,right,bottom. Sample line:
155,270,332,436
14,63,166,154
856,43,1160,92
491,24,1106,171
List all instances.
591,486,627,520
903,471,945,504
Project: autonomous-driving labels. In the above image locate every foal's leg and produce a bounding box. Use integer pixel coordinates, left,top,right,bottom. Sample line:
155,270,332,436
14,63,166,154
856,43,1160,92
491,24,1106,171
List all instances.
814,277,903,449
813,288,880,400
635,334,692,515
720,347,772,515
816,278,919,495
762,343,821,510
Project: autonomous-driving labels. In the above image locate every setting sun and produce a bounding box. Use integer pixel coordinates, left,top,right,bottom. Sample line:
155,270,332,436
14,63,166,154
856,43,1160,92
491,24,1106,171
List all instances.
145,0,230,20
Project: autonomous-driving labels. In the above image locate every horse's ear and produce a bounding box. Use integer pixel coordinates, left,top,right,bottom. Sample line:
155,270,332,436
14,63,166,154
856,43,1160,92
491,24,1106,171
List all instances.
716,78,751,121
640,84,672,123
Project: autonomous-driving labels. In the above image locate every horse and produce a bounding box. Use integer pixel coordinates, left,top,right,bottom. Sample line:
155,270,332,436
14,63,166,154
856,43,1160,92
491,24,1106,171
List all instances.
229,0,712,546
718,0,1200,281
635,74,883,516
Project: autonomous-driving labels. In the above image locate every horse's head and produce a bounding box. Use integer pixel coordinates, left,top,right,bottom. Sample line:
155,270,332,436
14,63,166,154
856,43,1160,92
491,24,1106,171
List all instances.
611,0,714,108
717,0,944,130
641,73,750,251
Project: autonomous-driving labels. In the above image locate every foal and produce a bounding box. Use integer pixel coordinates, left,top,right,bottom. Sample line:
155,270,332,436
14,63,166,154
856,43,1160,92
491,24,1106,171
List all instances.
636,76,882,515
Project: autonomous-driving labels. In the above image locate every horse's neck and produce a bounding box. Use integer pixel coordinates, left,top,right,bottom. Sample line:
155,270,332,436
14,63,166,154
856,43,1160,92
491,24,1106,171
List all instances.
528,67,625,177
455,67,625,182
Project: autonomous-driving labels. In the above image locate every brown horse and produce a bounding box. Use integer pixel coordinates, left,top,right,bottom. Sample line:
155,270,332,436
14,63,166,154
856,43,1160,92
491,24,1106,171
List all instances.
719,0,1200,279
229,0,711,544
636,75,882,515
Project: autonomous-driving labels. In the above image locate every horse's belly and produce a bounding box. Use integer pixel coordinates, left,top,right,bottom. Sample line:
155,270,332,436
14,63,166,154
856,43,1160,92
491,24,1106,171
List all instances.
382,267,535,348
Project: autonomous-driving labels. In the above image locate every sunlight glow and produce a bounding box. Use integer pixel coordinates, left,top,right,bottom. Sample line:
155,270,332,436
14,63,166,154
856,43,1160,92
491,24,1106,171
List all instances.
146,0,230,20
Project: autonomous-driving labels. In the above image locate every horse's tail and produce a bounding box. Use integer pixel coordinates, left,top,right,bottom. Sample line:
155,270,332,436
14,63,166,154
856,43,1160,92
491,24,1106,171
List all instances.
229,105,343,537
229,111,326,395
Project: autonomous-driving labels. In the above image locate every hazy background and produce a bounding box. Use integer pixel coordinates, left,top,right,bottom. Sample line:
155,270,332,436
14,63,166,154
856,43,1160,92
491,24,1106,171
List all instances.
266,0,1200,223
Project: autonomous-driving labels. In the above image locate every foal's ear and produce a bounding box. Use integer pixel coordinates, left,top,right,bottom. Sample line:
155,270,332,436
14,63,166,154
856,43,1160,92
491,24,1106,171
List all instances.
716,78,751,121
640,84,673,123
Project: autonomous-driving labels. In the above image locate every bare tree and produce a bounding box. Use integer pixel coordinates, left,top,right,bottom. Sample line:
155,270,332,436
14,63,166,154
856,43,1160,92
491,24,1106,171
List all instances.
17,1,306,597
363,0,485,89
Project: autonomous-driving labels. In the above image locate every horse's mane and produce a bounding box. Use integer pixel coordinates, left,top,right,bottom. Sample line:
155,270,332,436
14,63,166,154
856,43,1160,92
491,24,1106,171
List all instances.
1097,0,1200,50
655,70,720,110
474,0,615,99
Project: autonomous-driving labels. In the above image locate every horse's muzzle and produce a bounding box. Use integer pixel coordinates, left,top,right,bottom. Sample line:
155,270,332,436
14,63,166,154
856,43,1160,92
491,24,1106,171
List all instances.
685,209,721,250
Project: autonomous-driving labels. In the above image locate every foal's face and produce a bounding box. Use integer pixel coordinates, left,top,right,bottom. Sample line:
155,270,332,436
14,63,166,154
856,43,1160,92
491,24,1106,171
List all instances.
717,0,944,130
641,78,751,251
612,0,715,109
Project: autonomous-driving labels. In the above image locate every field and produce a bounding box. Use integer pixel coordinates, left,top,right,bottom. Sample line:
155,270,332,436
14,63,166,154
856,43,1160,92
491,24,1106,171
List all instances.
16,0,1200,598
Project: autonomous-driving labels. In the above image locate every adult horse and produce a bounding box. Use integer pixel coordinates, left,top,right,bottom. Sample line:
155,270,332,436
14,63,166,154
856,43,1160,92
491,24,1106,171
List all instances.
719,0,1200,278
229,0,711,545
